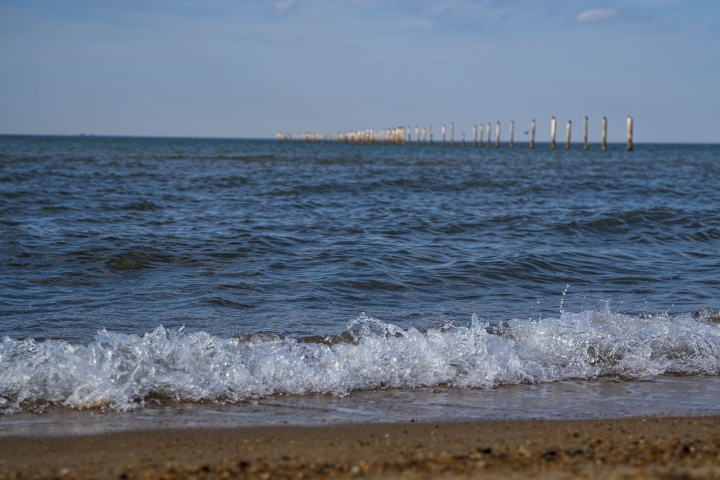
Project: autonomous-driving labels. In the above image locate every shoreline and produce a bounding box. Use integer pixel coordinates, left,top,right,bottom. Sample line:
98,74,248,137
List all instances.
2,416,720,479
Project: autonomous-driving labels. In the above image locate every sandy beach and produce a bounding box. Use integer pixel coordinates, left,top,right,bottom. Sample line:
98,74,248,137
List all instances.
2,416,720,479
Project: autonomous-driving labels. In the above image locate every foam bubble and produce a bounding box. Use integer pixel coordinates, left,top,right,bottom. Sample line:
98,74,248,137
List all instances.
2,309,720,413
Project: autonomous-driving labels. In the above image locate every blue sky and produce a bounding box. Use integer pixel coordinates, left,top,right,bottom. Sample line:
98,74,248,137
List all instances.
0,0,718,142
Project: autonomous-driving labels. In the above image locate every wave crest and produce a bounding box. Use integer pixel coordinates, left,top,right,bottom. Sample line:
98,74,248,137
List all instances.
2,309,720,413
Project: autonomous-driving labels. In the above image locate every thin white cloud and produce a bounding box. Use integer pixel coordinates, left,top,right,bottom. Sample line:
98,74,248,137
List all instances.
274,0,295,14
576,8,619,23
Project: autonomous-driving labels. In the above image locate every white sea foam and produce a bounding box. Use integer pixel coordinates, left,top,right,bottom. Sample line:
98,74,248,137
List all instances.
2,309,720,414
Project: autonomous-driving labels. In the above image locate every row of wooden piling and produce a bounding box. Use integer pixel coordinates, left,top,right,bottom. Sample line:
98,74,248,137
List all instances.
277,116,634,151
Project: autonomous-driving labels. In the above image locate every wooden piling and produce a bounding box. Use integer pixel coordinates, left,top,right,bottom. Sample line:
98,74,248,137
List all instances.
530,119,536,149
302,115,628,152
441,124,446,146
602,117,608,151
565,120,572,150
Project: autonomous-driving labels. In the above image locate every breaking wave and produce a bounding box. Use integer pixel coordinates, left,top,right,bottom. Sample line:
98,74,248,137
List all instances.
2,308,720,414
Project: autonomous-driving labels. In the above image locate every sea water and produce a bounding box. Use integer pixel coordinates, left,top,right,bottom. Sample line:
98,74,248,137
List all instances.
1,136,719,434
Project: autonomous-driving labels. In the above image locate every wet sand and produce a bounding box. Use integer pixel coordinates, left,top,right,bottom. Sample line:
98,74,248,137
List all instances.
2,416,720,479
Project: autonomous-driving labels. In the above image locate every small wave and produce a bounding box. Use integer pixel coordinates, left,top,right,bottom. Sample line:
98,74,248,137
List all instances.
2,308,720,414
201,296,257,310
106,252,155,270
123,200,161,211
558,208,720,242
105,249,197,270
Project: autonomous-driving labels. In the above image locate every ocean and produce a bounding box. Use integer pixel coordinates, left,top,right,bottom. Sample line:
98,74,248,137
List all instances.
1,135,719,435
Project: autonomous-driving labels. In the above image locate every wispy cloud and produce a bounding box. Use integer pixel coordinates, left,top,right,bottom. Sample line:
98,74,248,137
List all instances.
576,8,619,23
274,0,295,14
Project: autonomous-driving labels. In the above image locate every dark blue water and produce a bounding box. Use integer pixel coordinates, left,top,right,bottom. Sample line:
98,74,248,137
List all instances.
1,135,720,420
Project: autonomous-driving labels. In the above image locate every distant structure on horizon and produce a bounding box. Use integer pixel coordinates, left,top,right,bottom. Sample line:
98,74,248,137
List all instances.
277,116,634,151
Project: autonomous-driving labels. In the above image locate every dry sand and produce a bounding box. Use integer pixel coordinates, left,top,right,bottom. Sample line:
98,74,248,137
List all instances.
2,416,720,479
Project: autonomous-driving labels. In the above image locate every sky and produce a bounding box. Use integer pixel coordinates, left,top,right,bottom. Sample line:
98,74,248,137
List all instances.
0,0,718,143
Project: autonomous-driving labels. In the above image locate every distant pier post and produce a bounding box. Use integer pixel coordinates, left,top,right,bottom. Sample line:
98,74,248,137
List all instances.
441,124,446,146
416,126,420,145
486,123,491,148
627,116,634,151
473,125,478,147
461,132,465,147
450,122,455,146
530,119,536,149
429,126,434,146
495,121,501,148
509,121,515,148
565,120,572,150
602,117,608,151
550,116,557,149
479,123,484,147
583,117,589,150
